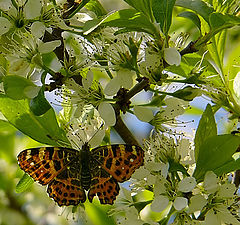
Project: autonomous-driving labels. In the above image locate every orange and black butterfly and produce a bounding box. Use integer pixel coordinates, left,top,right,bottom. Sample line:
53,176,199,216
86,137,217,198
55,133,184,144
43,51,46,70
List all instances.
17,143,144,206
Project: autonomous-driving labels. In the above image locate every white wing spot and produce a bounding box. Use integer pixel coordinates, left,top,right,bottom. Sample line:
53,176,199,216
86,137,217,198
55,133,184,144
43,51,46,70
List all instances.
40,170,43,173
130,158,134,162
30,162,35,166
122,167,125,170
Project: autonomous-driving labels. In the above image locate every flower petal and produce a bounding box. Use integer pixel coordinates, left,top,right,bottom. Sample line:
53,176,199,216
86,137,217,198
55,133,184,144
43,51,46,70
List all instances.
164,47,181,66
38,40,62,54
104,77,120,96
189,194,207,213
117,69,134,89
134,106,154,122
0,17,12,36
178,177,196,193
98,102,116,126
131,167,150,179
88,129,105,148
82,70,93,90
151,195,169,212
203,171,219,194
24,0,41,19
31,21,46,38
173,197,188,211
217,183,236,198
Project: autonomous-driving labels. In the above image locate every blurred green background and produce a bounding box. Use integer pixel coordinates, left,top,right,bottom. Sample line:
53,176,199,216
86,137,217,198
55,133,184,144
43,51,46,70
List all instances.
1,1,240,225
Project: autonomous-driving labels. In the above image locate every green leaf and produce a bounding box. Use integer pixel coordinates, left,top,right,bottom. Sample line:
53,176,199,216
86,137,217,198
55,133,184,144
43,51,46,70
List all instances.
3,75,37,100
0,94,70,146
176,0,214,23
85,0,107,17
194,104,217,160
224,42,240,93
171,86,201,101
0,54,8,80
0,120,15,162
85,202,115,225
16,173,34,193
168,158,189,175
196,13,240,70
152,0,176,35
30,87,51,116
177,11,201,31
193,134,240,182
142,95,165,107
209,13,240,29
101,9,158,36
165,53,221,86
123,0,154,22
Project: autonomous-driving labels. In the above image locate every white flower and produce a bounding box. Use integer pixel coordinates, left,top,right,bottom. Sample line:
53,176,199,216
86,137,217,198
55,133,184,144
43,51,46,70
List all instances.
173,197,188,211
178,177,197,193
188,194,207,213
151,195,169,212
131,167,150,180
120,207,144,225
98,102,116,126
177,138,195,165
233,71,240,105
161,97,186,118
133,106,154,122
163,47,181,66
0,0,12,11
203,171,219,194
217,183,236,198
24,0,42,19
82,71,93,90
104,69,135,96
104,77,121,96
0,17,12,36
117,69,135,89
153,176,167,196
31,22,46,39
204,206,240,225
38,40,62,54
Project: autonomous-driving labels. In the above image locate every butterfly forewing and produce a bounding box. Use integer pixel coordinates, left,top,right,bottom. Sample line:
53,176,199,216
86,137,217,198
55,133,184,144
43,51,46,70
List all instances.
90,145,144,182
17,147,79,185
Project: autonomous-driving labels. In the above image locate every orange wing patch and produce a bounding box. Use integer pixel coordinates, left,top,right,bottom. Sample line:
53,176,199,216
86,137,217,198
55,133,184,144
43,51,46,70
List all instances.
18,147,78,185
91,145,144,182
47,178,86,206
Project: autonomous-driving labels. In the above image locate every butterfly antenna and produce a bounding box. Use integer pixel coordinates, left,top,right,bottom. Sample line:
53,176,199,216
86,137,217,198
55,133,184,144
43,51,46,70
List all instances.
87,122,105,144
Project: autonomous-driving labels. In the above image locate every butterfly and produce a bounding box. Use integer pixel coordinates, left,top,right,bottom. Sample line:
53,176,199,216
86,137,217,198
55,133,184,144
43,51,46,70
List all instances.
17,143,144,206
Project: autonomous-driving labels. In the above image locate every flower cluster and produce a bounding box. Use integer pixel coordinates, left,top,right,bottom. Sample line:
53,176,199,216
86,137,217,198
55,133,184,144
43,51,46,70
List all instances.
111,133,240,225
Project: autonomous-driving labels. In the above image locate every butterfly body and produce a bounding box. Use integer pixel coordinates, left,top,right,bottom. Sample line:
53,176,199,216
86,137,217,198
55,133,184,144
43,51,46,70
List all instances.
18,144,144,206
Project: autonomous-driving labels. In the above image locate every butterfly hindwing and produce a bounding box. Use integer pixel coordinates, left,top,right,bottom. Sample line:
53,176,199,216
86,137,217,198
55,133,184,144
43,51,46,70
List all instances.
17,147,79,185
47,157,86,206
90,145,144,182
47,179,86,206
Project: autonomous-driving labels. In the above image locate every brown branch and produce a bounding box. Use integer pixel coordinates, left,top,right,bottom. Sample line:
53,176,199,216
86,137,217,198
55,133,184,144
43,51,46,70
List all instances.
113,78,150,145
180,41,198,56
113,115,139,146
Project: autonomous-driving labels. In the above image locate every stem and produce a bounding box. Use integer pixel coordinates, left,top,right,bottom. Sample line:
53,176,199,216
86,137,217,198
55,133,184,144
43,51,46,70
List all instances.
125,78,149,100
113,113,139,146
180,41,198,56
105,68,114,79
112,78,149,145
